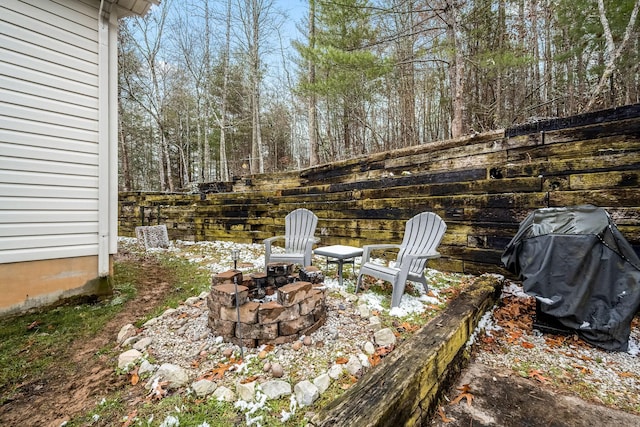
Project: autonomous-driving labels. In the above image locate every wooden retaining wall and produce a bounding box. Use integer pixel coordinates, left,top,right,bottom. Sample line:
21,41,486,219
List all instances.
119,104,640,275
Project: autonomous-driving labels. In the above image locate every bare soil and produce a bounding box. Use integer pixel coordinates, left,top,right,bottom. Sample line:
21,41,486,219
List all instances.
431,362,640,427
0,257,174,427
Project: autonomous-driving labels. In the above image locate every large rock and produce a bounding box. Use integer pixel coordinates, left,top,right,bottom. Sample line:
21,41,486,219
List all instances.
313,374,331,395
260,380,292,400
236,380,256,402
117,349,142,370
192,379,217,397
155,363,189,389
294,380,319,406
133,337,153,351
345,355,363,376
213,386,235,402
374,327,396,347
117,324,137,344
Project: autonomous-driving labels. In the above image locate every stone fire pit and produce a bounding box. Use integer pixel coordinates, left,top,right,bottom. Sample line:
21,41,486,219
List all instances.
206,263,327,348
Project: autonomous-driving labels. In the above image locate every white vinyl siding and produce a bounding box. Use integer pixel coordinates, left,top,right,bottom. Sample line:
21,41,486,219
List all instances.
0,0,101,264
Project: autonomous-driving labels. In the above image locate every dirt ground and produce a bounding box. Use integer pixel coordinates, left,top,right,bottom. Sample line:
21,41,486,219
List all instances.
431,362,640,427
0,257,174,427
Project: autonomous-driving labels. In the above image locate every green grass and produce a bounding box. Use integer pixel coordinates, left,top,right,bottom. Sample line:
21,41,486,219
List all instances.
0,252,210,409
0,278,137,405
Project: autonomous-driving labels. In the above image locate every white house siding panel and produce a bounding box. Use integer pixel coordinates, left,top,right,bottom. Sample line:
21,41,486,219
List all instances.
0,0,102,264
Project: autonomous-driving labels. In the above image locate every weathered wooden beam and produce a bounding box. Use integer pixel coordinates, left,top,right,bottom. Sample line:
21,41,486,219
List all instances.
311,275,502,426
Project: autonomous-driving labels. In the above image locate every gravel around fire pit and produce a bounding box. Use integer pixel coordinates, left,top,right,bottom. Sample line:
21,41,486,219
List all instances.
116,237,474,424
116,238,640,425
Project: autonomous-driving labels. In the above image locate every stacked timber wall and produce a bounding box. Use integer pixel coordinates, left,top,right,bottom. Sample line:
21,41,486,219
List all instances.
119,105,640,275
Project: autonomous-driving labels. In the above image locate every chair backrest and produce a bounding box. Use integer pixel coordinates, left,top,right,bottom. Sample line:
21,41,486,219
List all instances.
284,208,318,252
396,212,447,273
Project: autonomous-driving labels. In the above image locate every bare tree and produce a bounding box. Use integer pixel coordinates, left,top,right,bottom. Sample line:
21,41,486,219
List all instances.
126,0,175,191
584,0,640,111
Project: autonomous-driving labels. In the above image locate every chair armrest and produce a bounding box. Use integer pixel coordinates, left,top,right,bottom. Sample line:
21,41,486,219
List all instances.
361,244,401,263
263,235,285,249
403,251,441,261
303,236,320,251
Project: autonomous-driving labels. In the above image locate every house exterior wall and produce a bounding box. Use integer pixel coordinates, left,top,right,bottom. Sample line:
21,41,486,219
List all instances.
0,0,118,316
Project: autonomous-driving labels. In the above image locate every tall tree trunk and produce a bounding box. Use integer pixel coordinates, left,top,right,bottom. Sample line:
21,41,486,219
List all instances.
219,0,232,181
308,0,319,166
447,0,465,138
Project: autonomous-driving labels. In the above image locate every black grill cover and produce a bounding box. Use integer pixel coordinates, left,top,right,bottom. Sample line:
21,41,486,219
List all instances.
502,205,640,351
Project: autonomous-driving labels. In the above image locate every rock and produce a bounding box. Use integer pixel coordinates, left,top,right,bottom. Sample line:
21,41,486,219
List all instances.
368,316,382,332
117,324,137,344
313,373,331,395
138,359,157,376
374,328,396,347
358,353,371,369
263,362,272,373
133,337,153,351
162,308,177,318
258,350,268,359
185,296,200,306
294,380,319,406
142,317,159,327
357,304,371,318
192,379,217,397
292,341,303,351
260,380,292,400
236,380,256,402
155,363,190,389
328,364,344,379
363,341,376,355
198,291,209,299
117,349,142,370
271,363,284,378
222,348,234,358
122,336,139,347
212,386,235,402
345,355,363,376
303,336,312,346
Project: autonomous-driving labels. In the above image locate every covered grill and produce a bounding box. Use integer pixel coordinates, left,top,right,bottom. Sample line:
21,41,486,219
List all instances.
502,205,640,351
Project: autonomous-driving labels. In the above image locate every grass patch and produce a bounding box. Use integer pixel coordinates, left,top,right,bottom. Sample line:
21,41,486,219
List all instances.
0,279,136,405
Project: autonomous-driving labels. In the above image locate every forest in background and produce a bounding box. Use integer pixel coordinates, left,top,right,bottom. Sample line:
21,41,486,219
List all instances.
118,0,640,192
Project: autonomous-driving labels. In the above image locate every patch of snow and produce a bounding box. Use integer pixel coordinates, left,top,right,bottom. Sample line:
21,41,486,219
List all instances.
466,307,501,348
580,321,590,329
501,281,529,299
627,337,639,356
159,415,180,427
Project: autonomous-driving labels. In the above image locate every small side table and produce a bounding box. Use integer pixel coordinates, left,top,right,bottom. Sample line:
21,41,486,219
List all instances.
313,245,364,287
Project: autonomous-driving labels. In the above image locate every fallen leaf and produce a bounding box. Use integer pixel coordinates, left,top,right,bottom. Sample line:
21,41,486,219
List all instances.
376,345,394,357
528,369,549,383
148,380,169,400
335,357,349,364
368,353,381,367
130,367,139,386
619,372,635,378
451,384,474,406
27,321,40,330
521,341,535,349
241,375,260,384
400,322,419,332
121,409,138,427
199,358,242,381
438,406,453,423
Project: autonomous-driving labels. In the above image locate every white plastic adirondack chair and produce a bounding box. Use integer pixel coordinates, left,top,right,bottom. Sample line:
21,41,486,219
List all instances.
356,212,447,308
264,208,320,272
